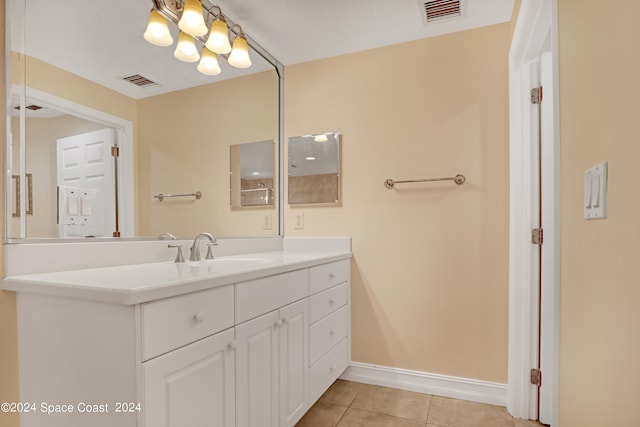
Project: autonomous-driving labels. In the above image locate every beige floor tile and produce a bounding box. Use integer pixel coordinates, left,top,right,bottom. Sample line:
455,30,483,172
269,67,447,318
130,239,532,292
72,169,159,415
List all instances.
337,408,425,427
350,383,431,422
296,401,348,427
427,396,515,427
320,379,366,407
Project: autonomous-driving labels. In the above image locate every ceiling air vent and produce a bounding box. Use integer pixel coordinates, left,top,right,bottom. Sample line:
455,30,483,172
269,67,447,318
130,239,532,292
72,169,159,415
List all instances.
121,73,157,88
422,0,463,23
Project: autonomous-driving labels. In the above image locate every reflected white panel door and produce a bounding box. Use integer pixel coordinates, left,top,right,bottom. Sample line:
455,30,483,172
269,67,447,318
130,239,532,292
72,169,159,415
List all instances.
279,299,309,427
236,311,279,427
56,128,115,237
143,328,236,427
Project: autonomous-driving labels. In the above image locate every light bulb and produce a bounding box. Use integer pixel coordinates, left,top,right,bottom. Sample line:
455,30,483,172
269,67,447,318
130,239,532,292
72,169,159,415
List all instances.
174,32,200,62
197,48,221,75
205,17,232,54
143,9,174,47
178,0,208,37
228,35,252,68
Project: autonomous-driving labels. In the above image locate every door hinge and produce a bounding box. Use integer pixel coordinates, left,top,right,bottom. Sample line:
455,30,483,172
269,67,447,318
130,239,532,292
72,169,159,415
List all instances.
530,368,542,387
111,146,120,157
531,228,544,245
530,86,543,104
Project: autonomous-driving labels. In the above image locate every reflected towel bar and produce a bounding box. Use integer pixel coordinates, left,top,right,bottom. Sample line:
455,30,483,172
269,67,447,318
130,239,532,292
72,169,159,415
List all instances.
384,174,465,189
154,191,202,201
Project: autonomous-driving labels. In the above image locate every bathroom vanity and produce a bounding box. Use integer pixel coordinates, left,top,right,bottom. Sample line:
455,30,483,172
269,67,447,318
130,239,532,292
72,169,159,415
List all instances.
3,240,351,427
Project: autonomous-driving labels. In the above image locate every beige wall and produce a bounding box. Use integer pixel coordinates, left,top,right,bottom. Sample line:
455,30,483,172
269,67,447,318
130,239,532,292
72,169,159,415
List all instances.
285,23,512,382
136,71,278,237
558,0,640,425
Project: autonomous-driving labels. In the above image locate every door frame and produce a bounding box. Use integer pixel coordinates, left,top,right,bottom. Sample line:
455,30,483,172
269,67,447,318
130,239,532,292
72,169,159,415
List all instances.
507,0,560,425
16,86,135,237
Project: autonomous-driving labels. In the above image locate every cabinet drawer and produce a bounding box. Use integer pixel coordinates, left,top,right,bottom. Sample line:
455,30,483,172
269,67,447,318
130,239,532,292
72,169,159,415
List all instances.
236,269,308,324
142,285,234,361
309,282,348,324
309,337,348,404
309,259,350,295
309,305,349,365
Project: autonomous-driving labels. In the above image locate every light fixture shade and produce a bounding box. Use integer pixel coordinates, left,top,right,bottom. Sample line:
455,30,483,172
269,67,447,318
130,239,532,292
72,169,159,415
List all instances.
143,9,174,47
174,32,200,62
228,35,252,68
197,48,222,75
178,0,208,37
205,18,232,54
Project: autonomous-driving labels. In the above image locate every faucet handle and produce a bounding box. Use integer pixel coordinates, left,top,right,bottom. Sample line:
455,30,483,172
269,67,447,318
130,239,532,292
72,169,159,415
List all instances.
168,244,185,263
205,242,218,260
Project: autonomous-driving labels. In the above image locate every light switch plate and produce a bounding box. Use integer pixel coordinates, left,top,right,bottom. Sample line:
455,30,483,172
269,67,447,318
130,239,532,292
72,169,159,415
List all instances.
262,213,272,230
584,161,607,220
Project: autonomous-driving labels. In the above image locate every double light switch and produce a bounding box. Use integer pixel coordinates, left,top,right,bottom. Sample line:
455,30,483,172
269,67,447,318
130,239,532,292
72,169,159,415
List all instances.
584,161,607,220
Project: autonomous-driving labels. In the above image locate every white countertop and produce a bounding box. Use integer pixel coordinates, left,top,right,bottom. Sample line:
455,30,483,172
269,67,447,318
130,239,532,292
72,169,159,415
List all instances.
2,250,352,305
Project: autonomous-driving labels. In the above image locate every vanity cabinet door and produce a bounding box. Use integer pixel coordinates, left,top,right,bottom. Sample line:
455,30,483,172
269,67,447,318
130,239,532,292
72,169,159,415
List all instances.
236,310,280,427
235,299,309,427
143,328,235,427
279,299,309,427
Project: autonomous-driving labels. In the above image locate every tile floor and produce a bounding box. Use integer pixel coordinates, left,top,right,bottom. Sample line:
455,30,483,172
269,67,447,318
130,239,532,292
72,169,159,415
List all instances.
296,380,545,427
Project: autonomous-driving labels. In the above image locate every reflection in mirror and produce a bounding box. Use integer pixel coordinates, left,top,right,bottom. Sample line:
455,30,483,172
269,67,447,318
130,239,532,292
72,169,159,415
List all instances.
288,132,340,205
6,0,283,240
230,140,276,208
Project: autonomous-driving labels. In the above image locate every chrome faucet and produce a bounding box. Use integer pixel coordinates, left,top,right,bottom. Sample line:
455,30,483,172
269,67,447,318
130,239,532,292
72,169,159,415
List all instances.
189,232,218,261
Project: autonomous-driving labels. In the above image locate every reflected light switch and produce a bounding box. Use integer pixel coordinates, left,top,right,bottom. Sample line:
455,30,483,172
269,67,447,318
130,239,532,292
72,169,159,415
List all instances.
584,161,607,220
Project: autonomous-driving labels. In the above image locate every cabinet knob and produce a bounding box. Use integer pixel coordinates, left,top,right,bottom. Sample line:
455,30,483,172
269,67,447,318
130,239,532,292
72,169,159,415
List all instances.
329,329,336,336
329,273,335,280
194,311,206,323
281,318,288,325
329,299,335,305
274,319,283,328
227,341,237,351
329,365,336,372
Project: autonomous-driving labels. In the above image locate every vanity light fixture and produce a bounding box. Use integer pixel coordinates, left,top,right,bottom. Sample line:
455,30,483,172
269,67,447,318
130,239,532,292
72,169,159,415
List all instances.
228,31,252,68
178,0,208,37
144,9,174,46
197,47,221,75
206,13,232,54
143,1,252,76
174,31,200,62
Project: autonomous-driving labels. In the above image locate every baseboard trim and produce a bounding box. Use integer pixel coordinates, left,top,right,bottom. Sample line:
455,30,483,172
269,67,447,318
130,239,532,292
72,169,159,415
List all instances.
340,362,507,407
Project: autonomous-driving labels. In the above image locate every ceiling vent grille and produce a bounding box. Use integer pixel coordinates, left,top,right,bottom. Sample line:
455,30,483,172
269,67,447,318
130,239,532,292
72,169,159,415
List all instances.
423,0,462,23
121,74,158,88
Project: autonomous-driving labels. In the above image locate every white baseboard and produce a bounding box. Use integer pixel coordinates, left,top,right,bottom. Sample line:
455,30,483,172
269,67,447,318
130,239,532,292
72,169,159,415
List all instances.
340,362,507,407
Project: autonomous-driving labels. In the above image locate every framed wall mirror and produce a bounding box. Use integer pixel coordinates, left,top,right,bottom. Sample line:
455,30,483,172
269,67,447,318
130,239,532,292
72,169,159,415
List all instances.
5,0,283,241
230,140,276,208
288,132,340,205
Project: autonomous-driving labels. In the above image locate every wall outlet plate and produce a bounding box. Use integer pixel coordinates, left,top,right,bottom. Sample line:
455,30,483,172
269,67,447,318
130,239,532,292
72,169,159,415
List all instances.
294,212,304,230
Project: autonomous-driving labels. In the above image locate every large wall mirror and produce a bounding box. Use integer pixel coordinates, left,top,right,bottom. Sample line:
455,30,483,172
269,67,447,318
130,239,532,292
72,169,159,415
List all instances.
5,0,283,241
288,132,340,205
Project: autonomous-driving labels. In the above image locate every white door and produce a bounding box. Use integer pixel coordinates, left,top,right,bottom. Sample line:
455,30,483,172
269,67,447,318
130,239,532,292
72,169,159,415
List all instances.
143,328,236,427
236,311,279,427
56,128,115,237
279,299,309,427
539,50,558,426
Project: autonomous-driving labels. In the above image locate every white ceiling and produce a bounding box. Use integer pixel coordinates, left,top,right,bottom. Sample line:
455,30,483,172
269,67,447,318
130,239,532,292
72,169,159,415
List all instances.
11,0,515,100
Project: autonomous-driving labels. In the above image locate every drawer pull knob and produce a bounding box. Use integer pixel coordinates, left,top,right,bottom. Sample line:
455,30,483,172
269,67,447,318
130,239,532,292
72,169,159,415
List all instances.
194,311,206,323
275,319,283,328
329,274,335,280
281,318,288,325
329,299,335,305
330,329,336,336
227,341,237,351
